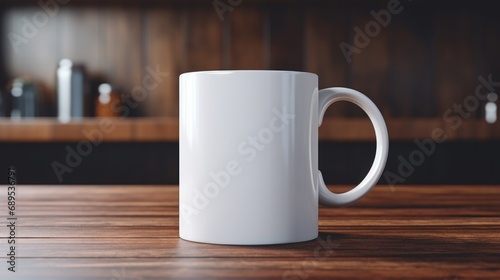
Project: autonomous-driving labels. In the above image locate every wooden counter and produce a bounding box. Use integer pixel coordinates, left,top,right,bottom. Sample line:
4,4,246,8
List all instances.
0,184,498,279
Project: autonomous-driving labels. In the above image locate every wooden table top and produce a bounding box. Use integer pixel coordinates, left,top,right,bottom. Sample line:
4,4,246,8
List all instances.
0,185,498,279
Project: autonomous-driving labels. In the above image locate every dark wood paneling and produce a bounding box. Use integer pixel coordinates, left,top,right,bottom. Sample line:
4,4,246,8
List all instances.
144,7,187,117
268,4,305,70
349,4,390,117
229,7,265,70
389,3,435,117
435,4,478,117
186,5,223,71
478,2,500,104
305,4,350,117
0,1,499,122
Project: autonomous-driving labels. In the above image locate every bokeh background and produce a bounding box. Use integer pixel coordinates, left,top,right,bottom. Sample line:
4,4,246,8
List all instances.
0,0,499,185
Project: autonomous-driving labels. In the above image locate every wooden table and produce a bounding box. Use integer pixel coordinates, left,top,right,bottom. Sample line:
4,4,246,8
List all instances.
0,185,499,279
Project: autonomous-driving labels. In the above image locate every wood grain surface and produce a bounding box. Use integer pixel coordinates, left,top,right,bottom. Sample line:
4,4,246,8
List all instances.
1,117,500,142
0,185,498,279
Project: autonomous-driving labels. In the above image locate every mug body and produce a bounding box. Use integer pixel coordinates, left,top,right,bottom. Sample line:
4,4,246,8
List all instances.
179,70,319,245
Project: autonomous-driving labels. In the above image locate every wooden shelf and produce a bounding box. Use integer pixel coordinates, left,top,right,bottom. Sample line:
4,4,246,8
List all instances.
319,118,500,141
0,118,179,142
0,117,499,142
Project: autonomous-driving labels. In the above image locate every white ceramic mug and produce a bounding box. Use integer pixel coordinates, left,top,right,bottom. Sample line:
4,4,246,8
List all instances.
179,70,389,245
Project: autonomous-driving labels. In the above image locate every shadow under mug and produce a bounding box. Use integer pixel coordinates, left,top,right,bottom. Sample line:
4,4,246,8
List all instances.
179,70,389,245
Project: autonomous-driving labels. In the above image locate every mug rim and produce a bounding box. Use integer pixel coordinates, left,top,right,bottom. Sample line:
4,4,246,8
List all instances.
180,70,317,78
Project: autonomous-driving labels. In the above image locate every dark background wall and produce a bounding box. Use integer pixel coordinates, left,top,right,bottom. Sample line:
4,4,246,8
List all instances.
1,141,498,185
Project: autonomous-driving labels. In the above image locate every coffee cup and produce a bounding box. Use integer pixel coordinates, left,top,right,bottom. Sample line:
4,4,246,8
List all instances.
179,70,389,245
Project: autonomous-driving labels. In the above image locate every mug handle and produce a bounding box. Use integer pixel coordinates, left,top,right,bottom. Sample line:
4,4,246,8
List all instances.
318,87,389,206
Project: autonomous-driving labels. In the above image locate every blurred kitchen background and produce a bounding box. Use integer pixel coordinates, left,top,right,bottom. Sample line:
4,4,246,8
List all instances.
0,0,499,185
